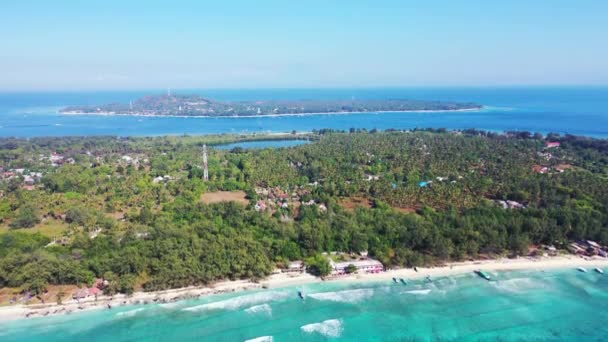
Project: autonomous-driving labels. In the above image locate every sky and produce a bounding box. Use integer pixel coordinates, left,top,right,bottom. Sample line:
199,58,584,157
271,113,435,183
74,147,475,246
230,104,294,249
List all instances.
1,0,607,90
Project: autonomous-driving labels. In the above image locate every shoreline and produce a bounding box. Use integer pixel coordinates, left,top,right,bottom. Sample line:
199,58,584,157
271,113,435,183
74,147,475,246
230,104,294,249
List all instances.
59,106,484,119
1,254,606,322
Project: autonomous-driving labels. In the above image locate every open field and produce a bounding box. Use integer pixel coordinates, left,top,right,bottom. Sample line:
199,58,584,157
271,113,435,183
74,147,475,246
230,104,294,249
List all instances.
201,191,249,205
0,219,69,238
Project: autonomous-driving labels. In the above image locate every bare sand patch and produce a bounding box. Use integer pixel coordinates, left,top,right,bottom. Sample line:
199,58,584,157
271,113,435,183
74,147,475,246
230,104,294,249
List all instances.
201,191,249,205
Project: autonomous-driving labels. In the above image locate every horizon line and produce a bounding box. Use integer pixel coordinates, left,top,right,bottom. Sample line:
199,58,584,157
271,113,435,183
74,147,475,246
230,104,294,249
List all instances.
1,84,608,93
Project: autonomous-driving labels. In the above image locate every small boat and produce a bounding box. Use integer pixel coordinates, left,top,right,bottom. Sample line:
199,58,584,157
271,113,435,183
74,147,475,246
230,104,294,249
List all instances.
400,278,407,285
298,290,305,299
577,267,588,273
474,270,491,281
595,268,604,274
425,275,432,283
392,277,398,283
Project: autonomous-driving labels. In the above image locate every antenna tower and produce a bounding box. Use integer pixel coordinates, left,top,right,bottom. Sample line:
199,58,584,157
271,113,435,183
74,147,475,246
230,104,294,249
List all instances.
203,144,209,181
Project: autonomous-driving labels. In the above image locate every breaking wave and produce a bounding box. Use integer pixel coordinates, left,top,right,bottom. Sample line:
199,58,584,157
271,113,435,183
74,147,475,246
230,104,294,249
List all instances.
244,303,272,316
404,289,432,296
308,288,374,303
244,336,273,342
301,319,343,338
491,277,542,293
182,291,290,312
115,308,145,317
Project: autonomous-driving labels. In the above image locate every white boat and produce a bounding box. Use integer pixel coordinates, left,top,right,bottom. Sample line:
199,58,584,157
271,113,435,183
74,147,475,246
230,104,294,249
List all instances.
595,268,604,274
577,267,588,273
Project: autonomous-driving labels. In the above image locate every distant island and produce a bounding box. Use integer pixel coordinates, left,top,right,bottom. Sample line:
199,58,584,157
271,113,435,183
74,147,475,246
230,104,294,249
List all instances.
60,94,482,117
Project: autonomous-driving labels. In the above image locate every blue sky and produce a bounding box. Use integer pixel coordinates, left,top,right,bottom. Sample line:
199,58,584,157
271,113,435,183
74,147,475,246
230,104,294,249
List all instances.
1,0,607,90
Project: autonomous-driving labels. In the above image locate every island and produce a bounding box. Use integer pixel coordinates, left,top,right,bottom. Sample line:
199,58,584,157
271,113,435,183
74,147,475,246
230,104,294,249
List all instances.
60,94,482,117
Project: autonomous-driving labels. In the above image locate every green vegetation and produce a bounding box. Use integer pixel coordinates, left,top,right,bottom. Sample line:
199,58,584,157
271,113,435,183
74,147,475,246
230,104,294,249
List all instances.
60,94,481,117
0,130,607,295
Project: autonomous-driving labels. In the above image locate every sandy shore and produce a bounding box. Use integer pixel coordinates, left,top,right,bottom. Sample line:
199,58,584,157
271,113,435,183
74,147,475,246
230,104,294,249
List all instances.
1,254,606,322
59,107,483,119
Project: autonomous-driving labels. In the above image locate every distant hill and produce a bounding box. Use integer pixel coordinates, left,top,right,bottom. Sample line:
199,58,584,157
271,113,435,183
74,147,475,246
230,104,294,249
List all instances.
60,94,482,117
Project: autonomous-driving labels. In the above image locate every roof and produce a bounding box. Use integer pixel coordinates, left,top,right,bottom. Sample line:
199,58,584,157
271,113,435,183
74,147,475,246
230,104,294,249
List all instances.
288,260,304,268
331,259,383,269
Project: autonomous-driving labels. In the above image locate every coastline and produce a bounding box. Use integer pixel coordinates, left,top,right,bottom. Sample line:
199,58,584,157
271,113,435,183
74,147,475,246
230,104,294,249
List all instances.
59,106,484,119
1,254,606,323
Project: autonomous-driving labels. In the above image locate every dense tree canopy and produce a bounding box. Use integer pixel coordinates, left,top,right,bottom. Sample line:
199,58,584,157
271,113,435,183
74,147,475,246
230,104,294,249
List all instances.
0,130,607,295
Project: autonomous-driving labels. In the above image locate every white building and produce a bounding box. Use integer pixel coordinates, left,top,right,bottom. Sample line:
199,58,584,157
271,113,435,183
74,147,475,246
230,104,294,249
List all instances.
329,258,383,275
285,260,305,273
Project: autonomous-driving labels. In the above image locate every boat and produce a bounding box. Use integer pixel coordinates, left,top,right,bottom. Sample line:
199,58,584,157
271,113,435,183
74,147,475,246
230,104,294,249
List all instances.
399,278,407,285
298,290,305,299
474,270,491,281
392,277,398,283
425,275,432,283
595,268,604,274
577,267,588,273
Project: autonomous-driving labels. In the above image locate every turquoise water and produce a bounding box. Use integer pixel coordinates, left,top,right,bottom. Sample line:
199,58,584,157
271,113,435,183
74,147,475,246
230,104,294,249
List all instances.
2,269,607,341
215,139,311,150
1,87,608,137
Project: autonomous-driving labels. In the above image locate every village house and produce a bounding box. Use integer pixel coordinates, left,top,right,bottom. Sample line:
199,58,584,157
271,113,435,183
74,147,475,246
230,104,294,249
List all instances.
496,200,526,209
329,258,384,275
545,141,561,149
23,175,35,186
284,260,306,273
254,200,267,211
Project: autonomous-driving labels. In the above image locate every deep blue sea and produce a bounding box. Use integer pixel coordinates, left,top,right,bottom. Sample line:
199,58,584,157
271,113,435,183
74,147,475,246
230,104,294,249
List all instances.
1,86,608,137
1,269,607,341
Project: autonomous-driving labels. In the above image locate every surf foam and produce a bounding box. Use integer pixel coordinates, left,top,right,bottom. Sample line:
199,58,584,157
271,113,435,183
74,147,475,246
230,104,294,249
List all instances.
301,319,343,338
115,308,145,317
182,291,290,312
244,303,272,316
244,336,273,342
308,288,374,303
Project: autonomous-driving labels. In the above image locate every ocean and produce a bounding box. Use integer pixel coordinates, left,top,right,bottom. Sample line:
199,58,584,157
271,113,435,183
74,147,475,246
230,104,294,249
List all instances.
1,268,607,341
1,86,608,138
2,87,608,340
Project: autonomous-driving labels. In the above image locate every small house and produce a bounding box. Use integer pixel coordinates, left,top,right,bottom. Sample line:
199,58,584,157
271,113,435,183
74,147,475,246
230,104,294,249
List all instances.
285,260,306,273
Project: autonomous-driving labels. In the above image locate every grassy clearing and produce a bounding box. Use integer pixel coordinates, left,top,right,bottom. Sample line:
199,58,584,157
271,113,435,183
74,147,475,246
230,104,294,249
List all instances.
0,219,69,238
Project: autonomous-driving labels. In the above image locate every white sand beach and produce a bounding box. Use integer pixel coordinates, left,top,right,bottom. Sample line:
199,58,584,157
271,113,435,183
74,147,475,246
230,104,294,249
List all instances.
1,254,606,322
59,107,483,119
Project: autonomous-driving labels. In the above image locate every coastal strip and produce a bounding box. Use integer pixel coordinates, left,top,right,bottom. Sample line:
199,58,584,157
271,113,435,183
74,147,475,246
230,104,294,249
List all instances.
59,107,484,119
0,255,606,322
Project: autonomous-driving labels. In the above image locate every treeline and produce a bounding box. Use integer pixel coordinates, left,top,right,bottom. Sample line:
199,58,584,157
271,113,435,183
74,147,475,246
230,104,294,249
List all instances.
0,130,607,295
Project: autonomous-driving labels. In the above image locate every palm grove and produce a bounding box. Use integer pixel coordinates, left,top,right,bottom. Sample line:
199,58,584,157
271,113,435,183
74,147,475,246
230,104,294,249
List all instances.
1,130,607,295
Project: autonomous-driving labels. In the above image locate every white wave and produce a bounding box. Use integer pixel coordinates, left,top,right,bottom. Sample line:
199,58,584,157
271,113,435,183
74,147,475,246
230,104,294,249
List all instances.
301,319,343,338
158,302,181,309
244,336,273,342
491,277,542,293
115,308,145,317
244,303,272,316
308,288,374,303
182,291,290,312
404,289,432,295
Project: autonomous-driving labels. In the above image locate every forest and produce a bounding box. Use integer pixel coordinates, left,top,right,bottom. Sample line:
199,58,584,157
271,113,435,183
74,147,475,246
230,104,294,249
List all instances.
0,130,607,296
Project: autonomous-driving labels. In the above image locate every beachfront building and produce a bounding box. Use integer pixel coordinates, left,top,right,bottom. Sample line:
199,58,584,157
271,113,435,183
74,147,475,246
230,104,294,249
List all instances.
284,260,306,273
329,258,384,275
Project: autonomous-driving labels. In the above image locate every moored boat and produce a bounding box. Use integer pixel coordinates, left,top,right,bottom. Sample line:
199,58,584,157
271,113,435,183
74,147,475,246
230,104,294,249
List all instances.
474,270,491,281
595,268,604,274
393,277,398,283
577,267,588,273
298,290,305,299
400,278,407,285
